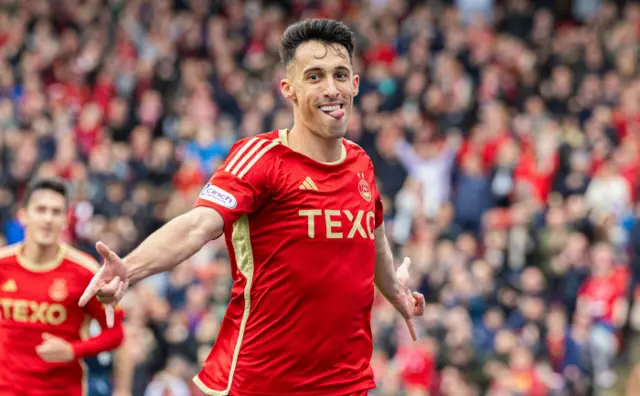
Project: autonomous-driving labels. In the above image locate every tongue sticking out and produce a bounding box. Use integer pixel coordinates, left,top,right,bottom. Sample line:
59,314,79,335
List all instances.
326,108,345,119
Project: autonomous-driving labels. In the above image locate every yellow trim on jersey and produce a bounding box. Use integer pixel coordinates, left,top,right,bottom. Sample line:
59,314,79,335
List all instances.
278,129,289,146
16,243,67,272
65,247,101,274
79,315,91,396
277,129,347,165
193,215,255,396
225,137,260,173
225,137,280,179
238,140,280,179
0,244,19,259
230,139,268,175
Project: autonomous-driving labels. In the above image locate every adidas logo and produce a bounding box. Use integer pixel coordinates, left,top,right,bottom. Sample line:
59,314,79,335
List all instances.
1,279,17,293
299,176,318,191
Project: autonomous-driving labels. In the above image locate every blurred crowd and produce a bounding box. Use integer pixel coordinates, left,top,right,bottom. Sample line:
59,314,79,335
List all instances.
2,0,640,395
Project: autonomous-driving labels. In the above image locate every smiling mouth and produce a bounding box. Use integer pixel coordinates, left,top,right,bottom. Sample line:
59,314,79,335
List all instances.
319,104,344,113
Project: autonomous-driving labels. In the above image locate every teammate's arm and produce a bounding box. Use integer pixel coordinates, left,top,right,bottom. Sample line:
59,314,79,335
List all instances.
73,297,125,358
373,223,425,341
37,300,125,363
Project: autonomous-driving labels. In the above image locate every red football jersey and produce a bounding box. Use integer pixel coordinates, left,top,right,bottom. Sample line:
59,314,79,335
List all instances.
578,269,626,325
0,243,123,396
192,130,383,396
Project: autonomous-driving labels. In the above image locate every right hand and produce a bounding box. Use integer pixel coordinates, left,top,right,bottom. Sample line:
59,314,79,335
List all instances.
392,257,425,342
78,241,129,328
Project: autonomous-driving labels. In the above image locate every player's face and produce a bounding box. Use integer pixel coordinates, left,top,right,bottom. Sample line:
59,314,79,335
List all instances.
19,190,67,247
281,40,360,140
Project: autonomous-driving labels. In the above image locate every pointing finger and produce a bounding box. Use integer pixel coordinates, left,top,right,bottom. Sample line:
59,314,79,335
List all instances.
105,304,114,328
78,273,102,307
405,317,417,341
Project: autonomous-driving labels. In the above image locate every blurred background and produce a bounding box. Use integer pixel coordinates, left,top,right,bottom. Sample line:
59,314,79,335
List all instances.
2,0,640,395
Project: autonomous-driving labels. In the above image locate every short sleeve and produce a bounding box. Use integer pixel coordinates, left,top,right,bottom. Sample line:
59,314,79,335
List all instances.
84,296,125,331
193,137,279,228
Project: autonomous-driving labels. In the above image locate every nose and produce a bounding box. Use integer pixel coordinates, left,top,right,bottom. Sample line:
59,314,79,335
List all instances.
324,78,340,99
42,210,55,223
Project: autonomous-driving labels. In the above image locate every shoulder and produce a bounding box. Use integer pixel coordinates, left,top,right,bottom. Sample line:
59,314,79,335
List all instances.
228,131,283,155
0,244,20,263
63,245,101,276
221,131,284,180
345,139,374,167
344,139,370,158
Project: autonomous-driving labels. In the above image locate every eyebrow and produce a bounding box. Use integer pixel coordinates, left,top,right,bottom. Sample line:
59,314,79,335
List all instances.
303,66,351,74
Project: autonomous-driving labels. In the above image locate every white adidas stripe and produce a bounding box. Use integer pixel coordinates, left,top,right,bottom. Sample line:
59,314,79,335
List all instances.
238,140,279,179
225,138,260,173
230,139,268,175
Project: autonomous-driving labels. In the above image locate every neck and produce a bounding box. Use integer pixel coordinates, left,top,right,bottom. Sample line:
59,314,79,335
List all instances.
288,125,344,163
22,240,60,264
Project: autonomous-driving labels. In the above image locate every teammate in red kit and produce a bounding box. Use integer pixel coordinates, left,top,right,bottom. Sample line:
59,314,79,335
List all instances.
0,178,127,396
79,19,425,396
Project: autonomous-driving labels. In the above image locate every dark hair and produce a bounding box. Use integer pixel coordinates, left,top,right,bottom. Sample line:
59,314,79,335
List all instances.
22,178,70,208
279,19,356,67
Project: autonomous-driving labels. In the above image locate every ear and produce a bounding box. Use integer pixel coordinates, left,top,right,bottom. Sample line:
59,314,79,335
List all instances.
280,78,296,102
352,74,360,97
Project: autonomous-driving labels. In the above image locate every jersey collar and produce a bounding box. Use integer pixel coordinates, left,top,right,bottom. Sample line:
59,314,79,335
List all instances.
278,129,347,165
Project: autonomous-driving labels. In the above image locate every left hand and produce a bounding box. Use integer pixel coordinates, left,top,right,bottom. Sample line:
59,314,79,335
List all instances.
393,257,425,341
35,333,74,363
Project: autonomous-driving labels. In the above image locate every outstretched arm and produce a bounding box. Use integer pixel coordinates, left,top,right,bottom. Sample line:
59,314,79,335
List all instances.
80,136,276,327
125,206,224,283
373,223,425,341
72,300,125,358
79,206,224,326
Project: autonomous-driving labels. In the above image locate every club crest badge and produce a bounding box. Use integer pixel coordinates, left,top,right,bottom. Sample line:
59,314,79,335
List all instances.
357,173,372,202
49,279,68,302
